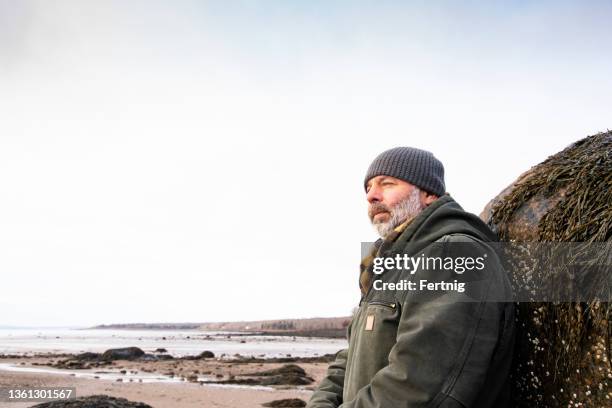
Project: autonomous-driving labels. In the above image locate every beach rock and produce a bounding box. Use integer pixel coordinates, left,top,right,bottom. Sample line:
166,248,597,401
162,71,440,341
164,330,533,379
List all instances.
262,399,306,407
53,359,108,370
180,350,215,360
154,348,167,353
184,350,215,359
138,353,159,361
74,352,101,361
260,374,313,386
211,364,314,386
30,394,153,407
240,363,307,377
480,131,611,407
101,347,145,361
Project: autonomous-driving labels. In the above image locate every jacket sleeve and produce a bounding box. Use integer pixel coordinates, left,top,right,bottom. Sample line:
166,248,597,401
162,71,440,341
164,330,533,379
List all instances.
306,348,348,408
340,235,510,407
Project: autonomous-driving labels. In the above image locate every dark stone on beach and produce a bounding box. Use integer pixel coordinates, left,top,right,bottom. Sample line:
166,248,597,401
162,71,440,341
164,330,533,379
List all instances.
138,353,159,361
260,374,313,386
240,363,306,377
262,399,306,407
30,394,153,408
186,350,214,359
154,348,167,353
208,364,313,386
180,350,214,360
53,360,93,370
75,352,101,361
229,353,335,365
101,347,145,361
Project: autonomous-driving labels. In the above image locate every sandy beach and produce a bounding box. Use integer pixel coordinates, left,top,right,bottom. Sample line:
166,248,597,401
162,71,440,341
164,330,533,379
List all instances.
0,355,331,408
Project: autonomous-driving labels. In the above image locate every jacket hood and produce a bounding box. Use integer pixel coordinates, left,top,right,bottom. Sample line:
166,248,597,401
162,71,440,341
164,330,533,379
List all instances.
389,193,498,254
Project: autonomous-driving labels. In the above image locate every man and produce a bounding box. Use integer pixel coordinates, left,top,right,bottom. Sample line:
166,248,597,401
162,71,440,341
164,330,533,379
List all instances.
307,147,515,408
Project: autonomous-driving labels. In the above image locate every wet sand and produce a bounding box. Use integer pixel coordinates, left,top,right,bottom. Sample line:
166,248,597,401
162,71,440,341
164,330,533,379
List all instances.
0,356,330,408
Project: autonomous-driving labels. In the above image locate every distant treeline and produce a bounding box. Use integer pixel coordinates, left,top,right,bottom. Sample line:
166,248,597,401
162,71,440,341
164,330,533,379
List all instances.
90,316,351,338
199,316,350,333
92,323,203,330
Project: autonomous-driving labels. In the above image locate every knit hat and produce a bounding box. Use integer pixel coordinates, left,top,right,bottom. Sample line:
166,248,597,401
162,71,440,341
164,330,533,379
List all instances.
364,147,446,196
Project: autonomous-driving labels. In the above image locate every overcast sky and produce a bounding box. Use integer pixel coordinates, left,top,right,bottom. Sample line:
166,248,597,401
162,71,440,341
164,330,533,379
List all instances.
1,1,611,327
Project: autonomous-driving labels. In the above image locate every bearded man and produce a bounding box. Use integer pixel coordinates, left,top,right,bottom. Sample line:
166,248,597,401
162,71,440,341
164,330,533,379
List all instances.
307,147,516,408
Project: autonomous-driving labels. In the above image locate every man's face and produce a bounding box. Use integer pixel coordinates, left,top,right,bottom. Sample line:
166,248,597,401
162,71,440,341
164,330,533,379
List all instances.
366,175,436,237
366,176,417,223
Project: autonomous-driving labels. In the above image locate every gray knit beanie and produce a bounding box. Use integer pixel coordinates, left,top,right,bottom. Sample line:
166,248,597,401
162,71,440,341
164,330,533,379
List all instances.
364,147,446,196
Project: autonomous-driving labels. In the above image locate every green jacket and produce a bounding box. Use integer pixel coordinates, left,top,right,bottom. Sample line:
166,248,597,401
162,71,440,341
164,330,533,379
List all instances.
307,194,515,408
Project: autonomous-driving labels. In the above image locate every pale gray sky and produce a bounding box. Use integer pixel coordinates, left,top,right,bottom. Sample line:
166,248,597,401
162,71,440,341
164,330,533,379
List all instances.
1,1,611,327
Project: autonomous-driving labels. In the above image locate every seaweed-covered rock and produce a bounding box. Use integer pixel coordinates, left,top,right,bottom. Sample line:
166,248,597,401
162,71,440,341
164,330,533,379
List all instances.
101,347,145,361
74,352,102,361
204,364,314,386
30,394,153,407
262,398,306,407
239,363,306,377
481,131,611,407
197,350,215,359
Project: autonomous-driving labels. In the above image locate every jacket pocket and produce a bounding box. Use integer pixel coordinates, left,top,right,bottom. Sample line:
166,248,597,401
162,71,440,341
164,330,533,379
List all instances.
367,300,398,310
344,300,401,401
361,300,401,338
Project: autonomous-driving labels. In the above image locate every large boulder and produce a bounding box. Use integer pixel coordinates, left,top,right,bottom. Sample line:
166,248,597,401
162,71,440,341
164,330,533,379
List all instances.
480,131,611,407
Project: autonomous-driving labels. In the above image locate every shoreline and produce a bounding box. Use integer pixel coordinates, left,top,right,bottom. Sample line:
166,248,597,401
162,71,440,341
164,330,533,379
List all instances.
0,352,332,407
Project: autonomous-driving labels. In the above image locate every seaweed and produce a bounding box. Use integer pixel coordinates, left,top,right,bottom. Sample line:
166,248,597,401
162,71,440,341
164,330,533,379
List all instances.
486,131,611,407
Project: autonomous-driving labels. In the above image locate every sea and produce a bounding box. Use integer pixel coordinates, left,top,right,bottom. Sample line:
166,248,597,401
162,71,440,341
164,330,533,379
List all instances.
0,328,347,359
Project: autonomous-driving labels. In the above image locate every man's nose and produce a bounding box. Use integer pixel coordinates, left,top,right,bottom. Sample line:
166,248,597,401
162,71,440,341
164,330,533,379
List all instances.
366,185,382,203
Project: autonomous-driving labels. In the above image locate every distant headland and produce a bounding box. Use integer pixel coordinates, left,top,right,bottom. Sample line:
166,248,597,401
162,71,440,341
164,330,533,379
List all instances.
89,316,351,338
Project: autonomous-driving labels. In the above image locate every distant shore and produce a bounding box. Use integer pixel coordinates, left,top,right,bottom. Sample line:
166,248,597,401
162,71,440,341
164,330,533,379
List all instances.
90,316,351,339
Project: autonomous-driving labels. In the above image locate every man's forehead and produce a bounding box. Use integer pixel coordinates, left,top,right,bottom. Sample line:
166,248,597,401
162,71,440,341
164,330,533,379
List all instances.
366,175,402,187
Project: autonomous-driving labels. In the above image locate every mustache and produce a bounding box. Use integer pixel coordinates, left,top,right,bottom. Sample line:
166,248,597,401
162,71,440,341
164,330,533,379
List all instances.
368,203,390,220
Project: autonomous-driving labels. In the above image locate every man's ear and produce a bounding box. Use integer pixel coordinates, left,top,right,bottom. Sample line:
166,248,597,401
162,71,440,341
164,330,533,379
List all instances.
420,190,439,207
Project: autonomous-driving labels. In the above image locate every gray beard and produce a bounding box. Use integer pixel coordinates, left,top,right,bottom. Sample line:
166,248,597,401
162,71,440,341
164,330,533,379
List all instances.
372,188,424,238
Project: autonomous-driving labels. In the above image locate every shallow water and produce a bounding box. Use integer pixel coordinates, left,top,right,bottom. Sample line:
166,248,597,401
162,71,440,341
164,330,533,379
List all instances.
0,328,346,358
0,362,183,383
0,362,289,390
